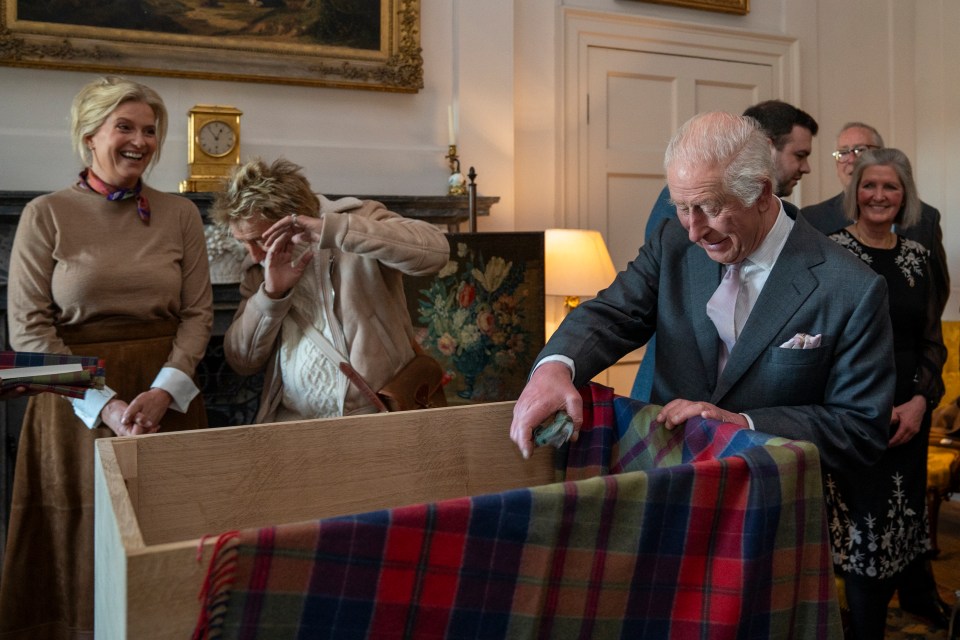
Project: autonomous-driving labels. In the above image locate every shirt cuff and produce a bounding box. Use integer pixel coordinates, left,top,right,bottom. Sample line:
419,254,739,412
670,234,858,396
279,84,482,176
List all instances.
152,367,200,414
71,385,117,429
534,354,576,380
740,413,755,430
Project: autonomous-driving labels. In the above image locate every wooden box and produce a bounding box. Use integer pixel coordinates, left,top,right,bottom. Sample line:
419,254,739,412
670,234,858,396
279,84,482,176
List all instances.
94,402,551,639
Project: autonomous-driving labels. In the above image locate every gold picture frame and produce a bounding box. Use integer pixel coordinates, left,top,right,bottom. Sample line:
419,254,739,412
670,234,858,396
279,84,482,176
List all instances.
630,0,748,15
0,0,422,92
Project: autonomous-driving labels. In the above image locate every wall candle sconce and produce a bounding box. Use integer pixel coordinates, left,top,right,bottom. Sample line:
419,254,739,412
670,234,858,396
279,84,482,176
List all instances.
446,145,467,195
544,229,617,313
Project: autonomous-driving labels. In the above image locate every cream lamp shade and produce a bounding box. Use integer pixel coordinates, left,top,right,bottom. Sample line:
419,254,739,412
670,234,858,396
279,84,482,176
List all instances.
544,228,617,309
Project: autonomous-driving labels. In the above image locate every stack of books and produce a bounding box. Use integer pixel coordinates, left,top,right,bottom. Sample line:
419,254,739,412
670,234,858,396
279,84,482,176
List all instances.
0,351,106,398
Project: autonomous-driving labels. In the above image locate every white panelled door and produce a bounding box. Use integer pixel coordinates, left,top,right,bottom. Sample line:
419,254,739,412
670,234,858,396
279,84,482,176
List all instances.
586,47,774,272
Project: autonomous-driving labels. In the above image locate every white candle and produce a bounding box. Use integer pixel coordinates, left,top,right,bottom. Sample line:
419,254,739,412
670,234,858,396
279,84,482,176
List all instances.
448,104,456,146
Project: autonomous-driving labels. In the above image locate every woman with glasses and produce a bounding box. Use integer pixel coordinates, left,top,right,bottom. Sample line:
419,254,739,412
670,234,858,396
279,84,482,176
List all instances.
828,148,948,636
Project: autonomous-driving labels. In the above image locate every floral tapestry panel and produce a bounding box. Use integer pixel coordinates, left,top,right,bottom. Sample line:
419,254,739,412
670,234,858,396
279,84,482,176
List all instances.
405,232,545,404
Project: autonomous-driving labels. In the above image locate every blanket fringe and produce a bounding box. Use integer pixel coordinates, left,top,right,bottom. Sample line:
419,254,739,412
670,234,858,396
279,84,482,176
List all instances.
192,530,240,640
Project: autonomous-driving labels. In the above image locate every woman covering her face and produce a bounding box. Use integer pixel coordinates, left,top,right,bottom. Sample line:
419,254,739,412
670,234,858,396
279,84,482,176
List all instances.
828,148,949,637
0,76,213,638
210,157,449,423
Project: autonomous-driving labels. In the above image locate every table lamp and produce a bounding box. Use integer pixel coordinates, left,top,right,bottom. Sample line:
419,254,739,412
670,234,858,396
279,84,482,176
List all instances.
544,228,617,312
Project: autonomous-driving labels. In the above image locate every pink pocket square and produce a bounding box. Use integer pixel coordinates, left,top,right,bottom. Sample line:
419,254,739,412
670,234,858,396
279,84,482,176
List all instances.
779,333,822,349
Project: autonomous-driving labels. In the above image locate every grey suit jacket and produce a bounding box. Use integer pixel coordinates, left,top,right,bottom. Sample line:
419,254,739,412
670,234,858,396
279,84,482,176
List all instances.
800,193,950,314
632,189,800,401
540,214,895,471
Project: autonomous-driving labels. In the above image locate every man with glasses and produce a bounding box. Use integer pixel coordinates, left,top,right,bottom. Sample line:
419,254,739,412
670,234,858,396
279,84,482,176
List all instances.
800,122,882,233
800,122,949,315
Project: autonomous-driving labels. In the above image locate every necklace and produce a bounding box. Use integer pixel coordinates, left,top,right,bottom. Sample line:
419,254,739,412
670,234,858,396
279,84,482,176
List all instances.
851,221,895,249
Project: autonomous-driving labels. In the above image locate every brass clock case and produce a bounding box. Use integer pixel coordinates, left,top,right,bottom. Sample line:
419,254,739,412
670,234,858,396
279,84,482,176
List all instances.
180,104,242,193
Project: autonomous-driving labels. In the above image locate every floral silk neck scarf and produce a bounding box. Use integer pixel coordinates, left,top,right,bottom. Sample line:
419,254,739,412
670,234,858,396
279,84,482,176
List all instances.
78,168,150,225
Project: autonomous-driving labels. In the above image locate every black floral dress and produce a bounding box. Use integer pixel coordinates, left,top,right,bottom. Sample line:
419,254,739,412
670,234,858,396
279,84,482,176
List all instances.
826,230,946,581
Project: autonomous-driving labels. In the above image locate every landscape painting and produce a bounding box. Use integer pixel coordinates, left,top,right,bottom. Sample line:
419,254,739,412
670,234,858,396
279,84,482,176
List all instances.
0,0,422,91
626,0,748,15
16,0,381,50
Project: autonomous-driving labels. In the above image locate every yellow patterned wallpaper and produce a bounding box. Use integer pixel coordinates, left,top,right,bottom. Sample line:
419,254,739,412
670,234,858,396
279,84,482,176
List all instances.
942,321,959,408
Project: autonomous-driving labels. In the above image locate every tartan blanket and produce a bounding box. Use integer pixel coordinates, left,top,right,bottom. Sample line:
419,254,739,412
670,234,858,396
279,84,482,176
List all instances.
0,350,105,398
193,384,840,639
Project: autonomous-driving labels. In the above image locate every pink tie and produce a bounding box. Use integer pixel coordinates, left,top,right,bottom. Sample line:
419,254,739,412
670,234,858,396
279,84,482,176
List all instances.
706,262,742,372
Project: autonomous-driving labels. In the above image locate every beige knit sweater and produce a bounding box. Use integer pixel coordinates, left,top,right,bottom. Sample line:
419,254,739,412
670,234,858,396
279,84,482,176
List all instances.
7,184,213,377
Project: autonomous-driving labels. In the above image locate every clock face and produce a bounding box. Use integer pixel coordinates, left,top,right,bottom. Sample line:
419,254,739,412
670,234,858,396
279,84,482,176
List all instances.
197,120,237,158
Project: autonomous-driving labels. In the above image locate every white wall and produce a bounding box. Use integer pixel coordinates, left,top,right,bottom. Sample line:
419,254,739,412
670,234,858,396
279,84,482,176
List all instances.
514,0,821,232
513,0,958,319
916,0,960,321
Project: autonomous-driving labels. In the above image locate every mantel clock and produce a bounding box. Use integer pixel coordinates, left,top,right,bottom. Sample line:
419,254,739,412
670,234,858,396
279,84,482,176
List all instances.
179,105,242,193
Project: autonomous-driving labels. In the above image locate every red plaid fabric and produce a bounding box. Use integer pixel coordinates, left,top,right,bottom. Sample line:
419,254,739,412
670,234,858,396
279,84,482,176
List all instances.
194,383,840,639
0,350,104,398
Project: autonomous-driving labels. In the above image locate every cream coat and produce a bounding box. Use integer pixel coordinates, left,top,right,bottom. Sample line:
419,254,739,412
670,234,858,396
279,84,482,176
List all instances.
224,199,450,422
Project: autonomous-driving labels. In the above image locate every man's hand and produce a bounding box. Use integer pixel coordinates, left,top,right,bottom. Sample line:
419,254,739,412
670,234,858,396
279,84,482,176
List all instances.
656,398,748,430
509,361,582,459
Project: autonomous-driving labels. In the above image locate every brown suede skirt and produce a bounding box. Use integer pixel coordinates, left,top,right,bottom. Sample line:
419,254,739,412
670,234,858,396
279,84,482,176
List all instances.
0,320,207,639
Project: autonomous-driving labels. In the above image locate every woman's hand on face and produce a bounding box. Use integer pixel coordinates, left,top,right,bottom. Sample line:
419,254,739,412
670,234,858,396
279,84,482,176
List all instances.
261,222,315,299
263,214,323,247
